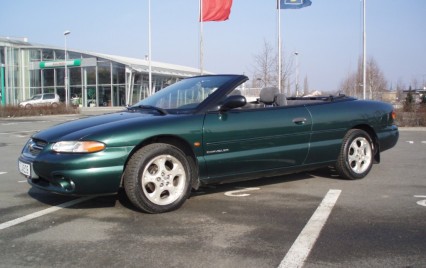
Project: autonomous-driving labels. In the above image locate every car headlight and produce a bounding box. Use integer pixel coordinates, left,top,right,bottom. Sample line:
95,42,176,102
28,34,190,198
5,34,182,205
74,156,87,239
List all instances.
52,141,106,153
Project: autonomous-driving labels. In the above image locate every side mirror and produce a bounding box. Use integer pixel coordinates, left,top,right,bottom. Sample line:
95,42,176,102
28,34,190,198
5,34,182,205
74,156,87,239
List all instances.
219,95,247,112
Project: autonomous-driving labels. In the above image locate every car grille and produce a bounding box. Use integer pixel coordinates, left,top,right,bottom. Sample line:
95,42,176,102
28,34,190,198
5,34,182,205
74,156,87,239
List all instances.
27,138,47,156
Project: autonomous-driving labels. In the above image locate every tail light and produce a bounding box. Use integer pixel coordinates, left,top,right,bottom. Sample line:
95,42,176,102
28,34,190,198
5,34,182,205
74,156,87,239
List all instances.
390,110,396,124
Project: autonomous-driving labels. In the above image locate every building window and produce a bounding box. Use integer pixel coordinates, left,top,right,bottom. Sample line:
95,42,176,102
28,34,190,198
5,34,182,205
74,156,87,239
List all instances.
112,63,125,84
98,61,111,84
56,68,65,86
55,50,65,60
43,69,54,87
30,49,41,61
42,49,54,61
30,70,41,87
0,47,4,64
85,67,96,85
70,67,81,85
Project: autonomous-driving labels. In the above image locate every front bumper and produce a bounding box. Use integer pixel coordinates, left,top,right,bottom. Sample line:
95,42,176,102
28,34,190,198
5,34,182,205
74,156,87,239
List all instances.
19,143,133,195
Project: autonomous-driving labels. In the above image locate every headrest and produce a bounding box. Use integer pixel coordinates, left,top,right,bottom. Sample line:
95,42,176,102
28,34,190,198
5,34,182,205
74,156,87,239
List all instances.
275,93,287,106
260,87,279,104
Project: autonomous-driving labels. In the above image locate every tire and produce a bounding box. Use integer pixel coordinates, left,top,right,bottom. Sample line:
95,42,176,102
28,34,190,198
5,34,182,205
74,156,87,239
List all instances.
123,143,192,213
51,102,58,108
25,104,32,109
336,129,374,180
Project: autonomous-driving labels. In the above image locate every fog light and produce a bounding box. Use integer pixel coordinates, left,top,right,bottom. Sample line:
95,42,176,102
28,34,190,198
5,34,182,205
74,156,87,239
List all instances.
57,178,75,192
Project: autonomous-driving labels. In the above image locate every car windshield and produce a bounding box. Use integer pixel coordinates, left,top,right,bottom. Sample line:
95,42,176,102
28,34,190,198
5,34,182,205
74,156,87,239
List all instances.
133,75,236,112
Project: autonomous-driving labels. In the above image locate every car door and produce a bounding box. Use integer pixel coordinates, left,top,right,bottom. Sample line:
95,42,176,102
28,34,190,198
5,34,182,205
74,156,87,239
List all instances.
202,106,312,179
41,94,53,105
32,95,43,106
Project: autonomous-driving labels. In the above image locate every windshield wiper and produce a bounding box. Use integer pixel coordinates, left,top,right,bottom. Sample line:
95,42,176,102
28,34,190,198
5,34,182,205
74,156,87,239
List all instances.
127,105,168,115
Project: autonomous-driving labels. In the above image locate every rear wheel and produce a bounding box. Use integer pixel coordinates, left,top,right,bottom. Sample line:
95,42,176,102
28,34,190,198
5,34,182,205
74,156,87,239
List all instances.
336,129,373,180
123,143,192,213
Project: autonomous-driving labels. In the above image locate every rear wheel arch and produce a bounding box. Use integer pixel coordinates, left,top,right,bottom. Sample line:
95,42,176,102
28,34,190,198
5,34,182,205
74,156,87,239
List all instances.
351,124,380,163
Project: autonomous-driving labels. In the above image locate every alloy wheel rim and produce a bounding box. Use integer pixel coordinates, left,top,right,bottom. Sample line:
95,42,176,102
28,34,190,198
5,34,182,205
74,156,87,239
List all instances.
347,137,372,174
141,154,186,205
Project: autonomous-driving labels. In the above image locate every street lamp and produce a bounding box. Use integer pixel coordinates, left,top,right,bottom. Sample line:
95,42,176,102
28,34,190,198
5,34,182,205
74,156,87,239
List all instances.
64,30,71,106
294,52,299,97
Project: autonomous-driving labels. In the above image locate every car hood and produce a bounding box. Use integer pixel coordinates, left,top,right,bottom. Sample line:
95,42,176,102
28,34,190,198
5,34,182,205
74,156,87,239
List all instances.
32,110,171,143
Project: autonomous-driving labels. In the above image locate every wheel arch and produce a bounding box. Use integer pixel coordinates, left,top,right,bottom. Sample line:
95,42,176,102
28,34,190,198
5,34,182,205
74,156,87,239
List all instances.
122,135,200,189
350,124,380,163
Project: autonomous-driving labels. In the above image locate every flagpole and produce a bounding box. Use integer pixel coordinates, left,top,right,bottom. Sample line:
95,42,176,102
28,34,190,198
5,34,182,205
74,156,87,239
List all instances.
362,0,366,100
278,0,282,93
148,0,152,95
199,0,204,75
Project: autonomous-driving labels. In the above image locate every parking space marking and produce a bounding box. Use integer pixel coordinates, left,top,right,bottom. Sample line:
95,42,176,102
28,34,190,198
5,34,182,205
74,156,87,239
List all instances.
405,141,426,144
0,130,38,135
0,196,94,230
224,187,260,197
414,195,426,207
0,172,7,175
278,189,342,268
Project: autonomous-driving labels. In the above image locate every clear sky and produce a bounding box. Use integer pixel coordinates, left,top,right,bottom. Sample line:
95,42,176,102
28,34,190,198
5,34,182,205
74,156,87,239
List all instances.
2,0,425,92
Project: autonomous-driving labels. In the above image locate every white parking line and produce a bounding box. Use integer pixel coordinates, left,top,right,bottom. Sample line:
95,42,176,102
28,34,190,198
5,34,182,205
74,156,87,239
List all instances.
0,172,7,175
0,196,94,230
224,187,260,197
278,189,342,268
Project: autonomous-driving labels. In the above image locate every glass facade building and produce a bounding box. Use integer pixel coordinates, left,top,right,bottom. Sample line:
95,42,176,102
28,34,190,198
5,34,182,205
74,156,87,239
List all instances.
0,37,202,107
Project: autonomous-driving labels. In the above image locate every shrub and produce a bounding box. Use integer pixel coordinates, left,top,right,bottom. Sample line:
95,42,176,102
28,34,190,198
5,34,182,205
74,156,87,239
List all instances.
403,90,415,112
0,104,79,118
395,108,426,127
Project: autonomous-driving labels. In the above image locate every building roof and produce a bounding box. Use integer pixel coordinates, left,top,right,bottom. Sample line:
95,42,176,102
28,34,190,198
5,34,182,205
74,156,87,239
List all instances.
1,36,206,77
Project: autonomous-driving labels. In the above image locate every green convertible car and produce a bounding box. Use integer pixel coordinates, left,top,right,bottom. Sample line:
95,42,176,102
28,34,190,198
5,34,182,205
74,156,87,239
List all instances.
18,74,399,213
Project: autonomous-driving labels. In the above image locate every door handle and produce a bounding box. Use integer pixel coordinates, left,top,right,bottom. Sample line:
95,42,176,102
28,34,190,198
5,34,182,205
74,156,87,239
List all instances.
292,117,307,125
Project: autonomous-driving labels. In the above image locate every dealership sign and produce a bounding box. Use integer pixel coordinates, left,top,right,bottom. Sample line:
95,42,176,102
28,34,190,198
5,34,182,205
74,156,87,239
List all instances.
39,59,82,68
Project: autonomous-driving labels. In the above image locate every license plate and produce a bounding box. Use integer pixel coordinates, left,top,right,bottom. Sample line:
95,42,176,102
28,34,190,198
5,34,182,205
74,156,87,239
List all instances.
18,161,31,177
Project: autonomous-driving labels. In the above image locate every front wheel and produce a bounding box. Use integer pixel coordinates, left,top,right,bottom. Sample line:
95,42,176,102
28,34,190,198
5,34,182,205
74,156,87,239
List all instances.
123,143,192,213
336,129,374,180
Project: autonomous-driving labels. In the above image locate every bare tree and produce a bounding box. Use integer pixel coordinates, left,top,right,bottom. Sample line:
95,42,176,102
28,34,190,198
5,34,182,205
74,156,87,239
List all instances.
339,57,387,100
303,75,309,96
396,79,405,102
411,78,419,90
252,40,276,88
251,40,293,94
339,71,359,97
367,58,387,100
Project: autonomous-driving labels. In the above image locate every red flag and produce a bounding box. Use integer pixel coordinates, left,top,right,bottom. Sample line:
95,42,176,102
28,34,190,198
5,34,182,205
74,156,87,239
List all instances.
200,0,233,22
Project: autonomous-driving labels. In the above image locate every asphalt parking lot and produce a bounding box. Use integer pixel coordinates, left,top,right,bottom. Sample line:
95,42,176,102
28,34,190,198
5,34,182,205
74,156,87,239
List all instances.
0,114,425,268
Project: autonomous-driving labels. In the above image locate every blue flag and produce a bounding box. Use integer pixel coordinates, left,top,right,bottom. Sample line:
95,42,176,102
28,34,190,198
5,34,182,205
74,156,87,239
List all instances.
279,0,312,9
